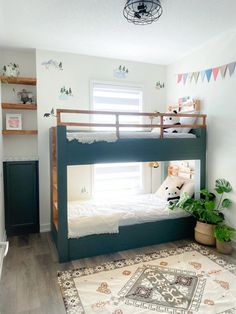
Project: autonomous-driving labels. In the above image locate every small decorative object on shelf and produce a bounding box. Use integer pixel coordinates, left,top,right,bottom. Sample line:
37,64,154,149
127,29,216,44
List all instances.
59,86,73,100
156,81,165,89
17,89,34,104
114,65,129,79
2,63,20,77
6,113,22,130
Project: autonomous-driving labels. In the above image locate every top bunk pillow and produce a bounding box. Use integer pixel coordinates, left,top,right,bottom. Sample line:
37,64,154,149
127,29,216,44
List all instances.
155,176,185,201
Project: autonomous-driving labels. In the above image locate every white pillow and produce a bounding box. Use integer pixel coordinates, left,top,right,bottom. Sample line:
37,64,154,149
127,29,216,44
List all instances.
179,110,199,133
156,176,185,200
180,180,195,197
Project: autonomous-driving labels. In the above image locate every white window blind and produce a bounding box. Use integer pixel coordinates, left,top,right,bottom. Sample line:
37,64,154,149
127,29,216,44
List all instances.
92,82,143,197
92,82,143,130
93,162,143,197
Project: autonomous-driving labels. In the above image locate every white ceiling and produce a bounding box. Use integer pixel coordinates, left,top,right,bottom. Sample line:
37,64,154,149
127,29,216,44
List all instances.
1,0,236,65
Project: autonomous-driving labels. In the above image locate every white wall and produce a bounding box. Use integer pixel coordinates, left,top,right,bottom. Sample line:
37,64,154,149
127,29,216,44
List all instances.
167,29,236,228
36,50,166,231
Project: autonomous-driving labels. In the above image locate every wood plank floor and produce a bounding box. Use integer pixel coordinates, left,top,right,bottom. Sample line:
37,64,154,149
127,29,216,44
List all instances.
0,233,235,314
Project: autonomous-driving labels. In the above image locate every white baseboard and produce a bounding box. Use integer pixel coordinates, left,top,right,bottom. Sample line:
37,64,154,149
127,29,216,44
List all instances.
0,230,7,279
0,230,6,242
40,223,51,233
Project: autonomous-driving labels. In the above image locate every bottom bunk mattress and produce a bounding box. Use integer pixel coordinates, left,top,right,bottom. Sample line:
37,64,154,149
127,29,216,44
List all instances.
68,194,188,238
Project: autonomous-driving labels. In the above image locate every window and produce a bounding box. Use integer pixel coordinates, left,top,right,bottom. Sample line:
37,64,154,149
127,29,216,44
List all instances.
93,162,143,197
91,82,143,196
92,82,143,130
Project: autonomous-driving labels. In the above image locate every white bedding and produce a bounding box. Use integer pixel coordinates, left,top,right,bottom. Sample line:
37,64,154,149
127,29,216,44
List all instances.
68,194,188,238
67,131,196,144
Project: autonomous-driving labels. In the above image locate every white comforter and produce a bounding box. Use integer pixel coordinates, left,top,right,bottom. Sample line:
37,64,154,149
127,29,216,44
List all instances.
67,131,196,144
68,194,188,238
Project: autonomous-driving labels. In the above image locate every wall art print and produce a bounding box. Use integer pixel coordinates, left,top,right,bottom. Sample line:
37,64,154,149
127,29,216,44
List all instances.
42,59,63,70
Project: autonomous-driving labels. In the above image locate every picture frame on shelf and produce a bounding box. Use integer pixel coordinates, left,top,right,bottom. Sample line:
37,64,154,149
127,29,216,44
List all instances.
6,113,22,130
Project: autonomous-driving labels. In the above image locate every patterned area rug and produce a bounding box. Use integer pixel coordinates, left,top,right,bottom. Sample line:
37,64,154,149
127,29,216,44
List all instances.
58,243,236,314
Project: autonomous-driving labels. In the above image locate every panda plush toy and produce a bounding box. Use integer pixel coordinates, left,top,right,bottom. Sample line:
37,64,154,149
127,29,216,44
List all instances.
164,184,183,204
163,110,181,133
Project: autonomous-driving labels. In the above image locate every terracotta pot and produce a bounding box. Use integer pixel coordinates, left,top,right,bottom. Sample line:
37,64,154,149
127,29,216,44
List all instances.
194,221,216,246
216,240,233,255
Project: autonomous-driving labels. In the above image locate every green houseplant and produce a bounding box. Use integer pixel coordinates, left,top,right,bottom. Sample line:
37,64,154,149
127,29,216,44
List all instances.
170,178,232,245
214,224,235,254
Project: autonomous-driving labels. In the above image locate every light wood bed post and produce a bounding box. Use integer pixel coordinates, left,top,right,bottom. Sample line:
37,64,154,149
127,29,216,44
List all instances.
194,128,207,198
56,125,69,262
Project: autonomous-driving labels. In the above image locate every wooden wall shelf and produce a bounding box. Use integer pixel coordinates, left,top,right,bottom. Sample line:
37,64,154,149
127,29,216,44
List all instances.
2,130,38,135
1,103,37,110
0,76,37,86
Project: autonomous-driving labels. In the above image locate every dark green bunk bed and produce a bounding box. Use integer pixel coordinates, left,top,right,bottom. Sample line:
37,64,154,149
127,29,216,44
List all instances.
50,109,207,262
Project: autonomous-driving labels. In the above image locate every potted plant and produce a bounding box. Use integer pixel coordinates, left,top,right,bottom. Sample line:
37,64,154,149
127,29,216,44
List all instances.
214,224,235,254
170,178,232,246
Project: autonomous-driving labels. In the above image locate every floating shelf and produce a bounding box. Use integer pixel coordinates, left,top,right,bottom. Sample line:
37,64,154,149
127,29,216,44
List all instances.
1,103,37,110
2,130,38,135
0,76,37,86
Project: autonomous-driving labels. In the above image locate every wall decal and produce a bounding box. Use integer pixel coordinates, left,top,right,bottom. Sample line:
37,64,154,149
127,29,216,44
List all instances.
43,108,56,118
155,81,164,89
42,59,63,70
113,65,129,79
177,61,236,84
59,86,73,100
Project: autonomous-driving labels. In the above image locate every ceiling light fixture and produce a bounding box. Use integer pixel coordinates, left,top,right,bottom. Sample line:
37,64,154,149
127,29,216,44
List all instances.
123,0,163,25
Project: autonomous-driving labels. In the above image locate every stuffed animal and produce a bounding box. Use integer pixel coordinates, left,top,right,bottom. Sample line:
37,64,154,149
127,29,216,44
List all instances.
164,184,183,203
163,110,181,133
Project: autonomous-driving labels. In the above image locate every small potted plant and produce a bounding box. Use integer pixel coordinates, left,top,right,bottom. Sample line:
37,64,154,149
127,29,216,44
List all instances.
2,63,20,77
214,224,235,254
170,178,232,246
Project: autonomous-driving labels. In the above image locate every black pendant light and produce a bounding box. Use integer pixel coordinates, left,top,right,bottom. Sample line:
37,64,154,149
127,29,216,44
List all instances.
123,0,163,25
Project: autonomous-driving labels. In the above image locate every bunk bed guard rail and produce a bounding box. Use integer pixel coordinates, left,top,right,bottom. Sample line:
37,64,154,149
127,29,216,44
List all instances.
56,108,207,138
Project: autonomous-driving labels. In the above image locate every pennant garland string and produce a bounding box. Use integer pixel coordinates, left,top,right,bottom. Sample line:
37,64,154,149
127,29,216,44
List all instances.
177,61,236,84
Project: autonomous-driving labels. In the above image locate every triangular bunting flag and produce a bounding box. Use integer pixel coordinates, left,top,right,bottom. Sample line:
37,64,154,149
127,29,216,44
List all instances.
189,73,194,82
205,69,213,82
212,67,219,81
193,72,200,83
200,70,206,82
228,62,236,76
177,74,183,84
220,65,227,79
183,73,188,85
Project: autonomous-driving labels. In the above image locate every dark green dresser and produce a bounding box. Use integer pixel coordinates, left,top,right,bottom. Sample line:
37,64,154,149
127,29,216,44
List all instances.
4,161,39,236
